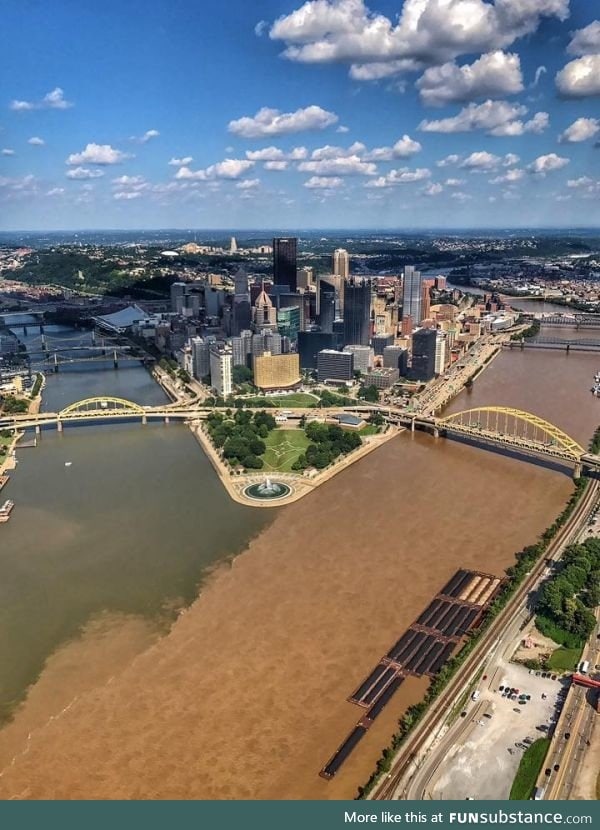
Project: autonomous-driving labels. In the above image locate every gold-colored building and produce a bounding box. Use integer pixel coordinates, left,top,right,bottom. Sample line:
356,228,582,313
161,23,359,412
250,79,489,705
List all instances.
253,352,301,391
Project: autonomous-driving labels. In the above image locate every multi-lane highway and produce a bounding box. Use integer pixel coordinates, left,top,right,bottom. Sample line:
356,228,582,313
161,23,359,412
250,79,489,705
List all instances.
540,616,600,800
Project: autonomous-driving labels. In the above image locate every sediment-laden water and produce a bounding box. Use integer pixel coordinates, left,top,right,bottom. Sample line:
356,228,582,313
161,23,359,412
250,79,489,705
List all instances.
0,337,596,799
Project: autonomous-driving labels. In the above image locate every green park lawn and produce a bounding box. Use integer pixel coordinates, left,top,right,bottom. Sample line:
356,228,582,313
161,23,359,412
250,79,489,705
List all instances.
546,646,582,673
244,392,319,408
261,429,311,473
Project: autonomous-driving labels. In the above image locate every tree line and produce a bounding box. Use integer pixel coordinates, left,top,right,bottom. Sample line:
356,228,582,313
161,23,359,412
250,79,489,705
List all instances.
205,409,276,470
291,421,362,471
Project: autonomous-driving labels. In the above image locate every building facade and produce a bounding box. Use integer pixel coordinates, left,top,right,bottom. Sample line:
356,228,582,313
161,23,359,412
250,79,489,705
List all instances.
342,276,372,347
402,266,422,327
410,328,437,381
253,352,301,390
297,330,335,369
343,344,373,375
273,237,297,292
190,336,211,380
252,283,277,332
332,248,349,279
317,349,354,383
209,343,233,396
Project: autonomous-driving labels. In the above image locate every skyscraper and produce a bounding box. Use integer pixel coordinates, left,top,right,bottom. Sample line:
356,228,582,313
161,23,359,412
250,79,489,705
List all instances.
190,336,210,380
273,237,297,291
402,265,423,327
343,276,372,347
421,280,433,322
209,343,233,396
435,331,446,375
252,282,277,332
410,328,437,381
318,280,336,333
232,267,252,336
332,248,349,279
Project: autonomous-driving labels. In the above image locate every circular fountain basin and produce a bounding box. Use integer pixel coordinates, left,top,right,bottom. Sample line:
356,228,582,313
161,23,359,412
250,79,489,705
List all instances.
243,480,292,501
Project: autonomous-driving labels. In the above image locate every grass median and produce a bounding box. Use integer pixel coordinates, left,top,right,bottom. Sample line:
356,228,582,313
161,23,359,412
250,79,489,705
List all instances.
509,738,550,800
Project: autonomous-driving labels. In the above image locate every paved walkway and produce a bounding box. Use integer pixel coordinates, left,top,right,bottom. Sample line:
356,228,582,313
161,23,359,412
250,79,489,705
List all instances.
191,422,401,508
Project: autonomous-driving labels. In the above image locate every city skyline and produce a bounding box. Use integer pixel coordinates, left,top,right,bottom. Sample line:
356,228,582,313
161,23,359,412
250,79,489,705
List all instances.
1,0,600,231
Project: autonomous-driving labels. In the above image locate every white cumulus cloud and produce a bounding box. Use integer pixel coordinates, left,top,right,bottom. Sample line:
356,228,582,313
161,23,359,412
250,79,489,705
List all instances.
10,87,73,111
364,167,431,187
28,136,45,146
436,154,461,167
132,129,160,143
528,153,570,175
236,178,260,189
264,160,288,170
175,159,255,180
114,191,142,200
419,100,546,136
66,143,131,165
168,156,193,166
460,151,502,171
298,155,376,175
268,0,569,77
559,117,600,143
567,21,600,56
228,105,338,138
489,168,525,184
304,176,344,188
245,145,308,160
1,148,15,156
65,167,105,180
417,51,523,106
421,182,444,196
556,55,600,98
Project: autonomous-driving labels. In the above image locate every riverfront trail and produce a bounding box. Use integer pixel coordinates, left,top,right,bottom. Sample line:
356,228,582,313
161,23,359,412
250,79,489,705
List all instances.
0,347,596,799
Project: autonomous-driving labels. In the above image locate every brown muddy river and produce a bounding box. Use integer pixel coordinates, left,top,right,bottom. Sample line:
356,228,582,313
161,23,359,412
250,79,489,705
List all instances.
0,347,597,799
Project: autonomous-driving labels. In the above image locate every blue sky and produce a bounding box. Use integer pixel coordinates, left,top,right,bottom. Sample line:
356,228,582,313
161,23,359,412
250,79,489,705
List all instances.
1,0,599,230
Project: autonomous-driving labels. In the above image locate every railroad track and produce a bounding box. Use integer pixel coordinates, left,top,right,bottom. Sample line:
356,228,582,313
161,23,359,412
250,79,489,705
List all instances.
373,479,599,801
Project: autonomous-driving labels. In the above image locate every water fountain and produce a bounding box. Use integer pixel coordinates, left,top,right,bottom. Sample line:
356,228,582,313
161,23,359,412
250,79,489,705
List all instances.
243,475,292,501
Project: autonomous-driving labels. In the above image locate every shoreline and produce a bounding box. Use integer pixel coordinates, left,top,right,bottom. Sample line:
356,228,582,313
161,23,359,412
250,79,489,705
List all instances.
190,420,402,508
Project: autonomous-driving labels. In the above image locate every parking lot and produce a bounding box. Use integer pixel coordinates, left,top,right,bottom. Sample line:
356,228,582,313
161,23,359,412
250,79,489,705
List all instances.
430,661,567,799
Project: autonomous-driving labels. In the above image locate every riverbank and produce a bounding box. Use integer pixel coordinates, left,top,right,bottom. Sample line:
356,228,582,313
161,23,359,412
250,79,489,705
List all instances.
0,430,22,476
0,428,573,800
191,420,401,508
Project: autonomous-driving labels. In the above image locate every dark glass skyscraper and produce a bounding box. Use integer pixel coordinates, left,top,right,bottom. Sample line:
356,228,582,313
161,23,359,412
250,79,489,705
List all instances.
273,237,297,292
410,328,437,380
318,280,335,333
342,277,372,346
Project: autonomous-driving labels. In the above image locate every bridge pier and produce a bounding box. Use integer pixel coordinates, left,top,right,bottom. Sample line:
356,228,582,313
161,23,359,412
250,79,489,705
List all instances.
53,353,59,372
35,424,40,435
566,343,570,353
142,413,147,425
57,420,63,433
433,426,440,439
410,417,415,433
113,350,119,370
573,462,582,481
164,416,170,425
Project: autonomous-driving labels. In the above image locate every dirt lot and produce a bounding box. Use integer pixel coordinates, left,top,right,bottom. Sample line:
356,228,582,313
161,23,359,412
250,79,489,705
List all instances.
430,661,567,799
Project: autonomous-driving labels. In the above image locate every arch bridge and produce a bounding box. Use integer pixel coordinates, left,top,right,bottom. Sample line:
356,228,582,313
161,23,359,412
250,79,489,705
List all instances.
412,406,590,478
0,396,202,432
